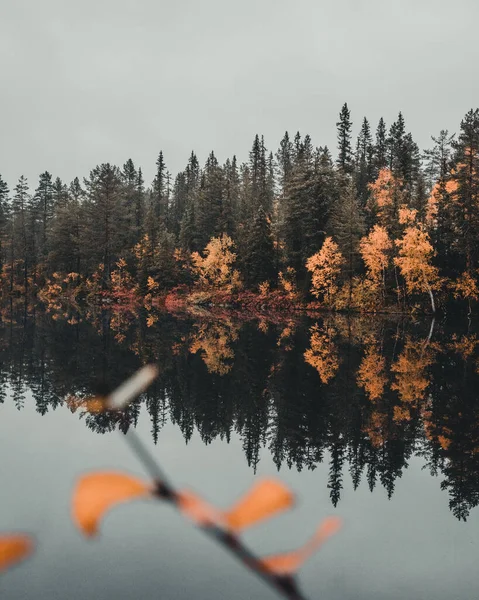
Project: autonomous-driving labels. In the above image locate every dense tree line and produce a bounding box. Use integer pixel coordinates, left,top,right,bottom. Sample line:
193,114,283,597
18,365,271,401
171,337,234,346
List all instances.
1,105,479,312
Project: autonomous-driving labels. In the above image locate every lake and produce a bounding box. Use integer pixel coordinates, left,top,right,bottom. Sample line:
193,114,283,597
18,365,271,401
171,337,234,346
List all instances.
1,305,478,599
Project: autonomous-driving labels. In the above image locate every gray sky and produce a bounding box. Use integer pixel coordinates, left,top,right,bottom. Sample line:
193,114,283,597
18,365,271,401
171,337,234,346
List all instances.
1,0,478,189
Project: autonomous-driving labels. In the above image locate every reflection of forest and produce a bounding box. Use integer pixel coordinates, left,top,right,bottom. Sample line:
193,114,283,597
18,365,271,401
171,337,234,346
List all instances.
1,303,479,521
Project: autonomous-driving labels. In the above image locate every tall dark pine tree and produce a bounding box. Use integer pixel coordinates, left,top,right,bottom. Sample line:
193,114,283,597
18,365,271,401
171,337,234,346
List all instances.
336,103,354,175
196,151,224,249
249,134,270,216
82,164,125,283
52,177,69,209
0,174,10,270
450,109,479,271
355,117,374,206
329,182,365,305
11,176,30,290
242,206,276,288
152,151,168,227
275,131,293,191
222,156,240,236
423,130,455,188
121,158,141,248
374,117,388,175
33,171,53,259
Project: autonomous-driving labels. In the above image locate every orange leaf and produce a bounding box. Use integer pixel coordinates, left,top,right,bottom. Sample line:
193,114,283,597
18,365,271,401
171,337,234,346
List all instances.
224,479,294,533
72,472,151,537
261,516,342,575
0,534,34,573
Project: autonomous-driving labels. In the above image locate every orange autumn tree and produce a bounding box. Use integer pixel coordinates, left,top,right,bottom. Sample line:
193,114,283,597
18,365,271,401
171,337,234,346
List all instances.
367,168,405,231
394,223,440,313
359,225,392,300
191,234,242,294
451,271,479,315
306,237,344,307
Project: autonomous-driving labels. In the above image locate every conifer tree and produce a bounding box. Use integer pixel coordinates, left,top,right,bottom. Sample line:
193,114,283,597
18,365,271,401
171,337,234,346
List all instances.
33,171,54,258
355,117,375,206
375,117,388,175
336,103,354,175
242,206,276,288
82,163,125,283
0,174,10,270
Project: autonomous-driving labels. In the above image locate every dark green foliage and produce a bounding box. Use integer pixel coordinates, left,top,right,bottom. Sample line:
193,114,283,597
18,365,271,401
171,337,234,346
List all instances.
242,206,276,288
336,103,354,175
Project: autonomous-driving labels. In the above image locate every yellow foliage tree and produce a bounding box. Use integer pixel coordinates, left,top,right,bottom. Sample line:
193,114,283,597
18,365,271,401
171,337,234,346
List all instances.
394,225,440,313
359,225,392,293
367,168,405,230
191,234,242,293
306,237,344,306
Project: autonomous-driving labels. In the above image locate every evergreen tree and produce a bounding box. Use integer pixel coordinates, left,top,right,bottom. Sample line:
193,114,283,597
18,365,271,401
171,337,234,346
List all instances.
33,171,53,258
374,117,388,175
82,164,126,282
336,103,354,175
329,182,366,303
355,117,374,206
242,206,276,288
0,174,10,270
152,151,168,225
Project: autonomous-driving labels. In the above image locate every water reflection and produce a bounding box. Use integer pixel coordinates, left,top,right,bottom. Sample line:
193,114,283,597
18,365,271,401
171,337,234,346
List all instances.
1,303,479,521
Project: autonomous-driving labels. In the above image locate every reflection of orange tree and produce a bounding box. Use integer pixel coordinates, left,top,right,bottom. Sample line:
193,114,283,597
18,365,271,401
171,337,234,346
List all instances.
189,320,240,375
391,337,437,423
357,341,387,402
38,271,83,323
304,322,340,384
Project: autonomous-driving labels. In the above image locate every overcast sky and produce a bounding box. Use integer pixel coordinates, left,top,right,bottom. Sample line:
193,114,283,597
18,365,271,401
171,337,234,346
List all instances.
1,0,478,188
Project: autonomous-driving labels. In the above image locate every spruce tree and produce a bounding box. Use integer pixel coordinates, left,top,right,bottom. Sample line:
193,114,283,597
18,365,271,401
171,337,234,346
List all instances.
0,174,10,270
33,171,54,258
374,117,388,175
336,103,354,175
242,206,276,288
355,117,374,206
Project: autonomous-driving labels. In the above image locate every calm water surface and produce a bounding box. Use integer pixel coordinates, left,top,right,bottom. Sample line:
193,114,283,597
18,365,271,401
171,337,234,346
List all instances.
0,306,478,599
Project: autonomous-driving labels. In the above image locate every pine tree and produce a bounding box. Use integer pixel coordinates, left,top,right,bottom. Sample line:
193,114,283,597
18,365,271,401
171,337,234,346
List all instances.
0,174,10,270
152,151,168,225
449,109,479,271
275,131,293,190
336,103,354,175
33,171,54,258
329,182,366,303
355,117,374,206
82,163,125,283
374,117,388,175
242,206,276,288
11,176,31,290
52,177,69,209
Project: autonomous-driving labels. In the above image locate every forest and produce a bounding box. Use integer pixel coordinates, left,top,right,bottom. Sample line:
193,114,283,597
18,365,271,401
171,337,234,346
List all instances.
1,104,479,315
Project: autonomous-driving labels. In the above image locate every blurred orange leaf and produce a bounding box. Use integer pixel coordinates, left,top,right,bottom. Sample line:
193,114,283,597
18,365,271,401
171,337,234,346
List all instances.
0,534,34,573
260,516,342,575
224,479,294,533
72,472,151,537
